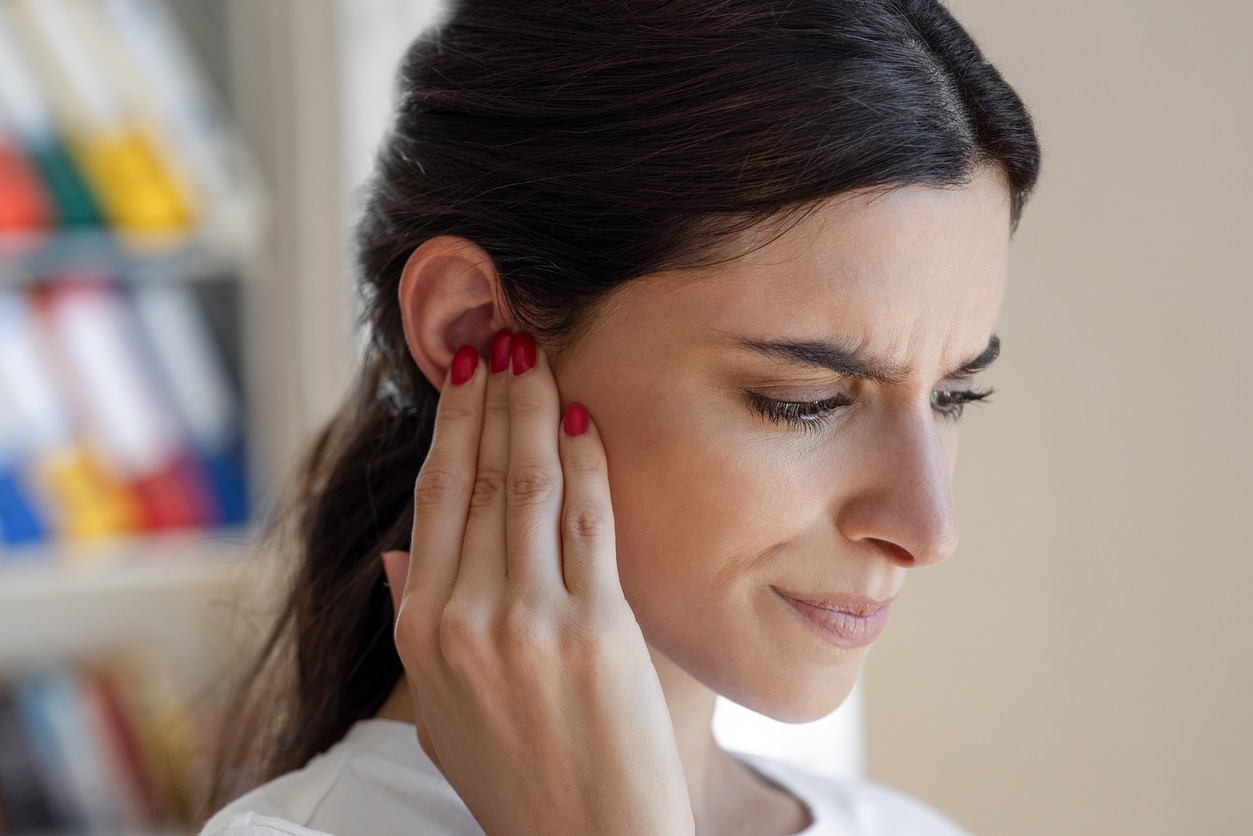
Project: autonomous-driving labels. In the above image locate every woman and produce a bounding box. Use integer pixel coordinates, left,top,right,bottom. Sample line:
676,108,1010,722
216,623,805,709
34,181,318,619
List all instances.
201,0,1039,833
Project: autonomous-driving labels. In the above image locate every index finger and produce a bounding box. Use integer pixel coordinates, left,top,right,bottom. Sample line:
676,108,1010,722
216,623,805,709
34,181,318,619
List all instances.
404,344,487,611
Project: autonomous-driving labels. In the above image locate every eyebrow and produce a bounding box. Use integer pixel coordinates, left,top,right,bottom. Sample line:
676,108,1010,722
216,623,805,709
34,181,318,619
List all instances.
733,334,1000,384
949,335,1001,380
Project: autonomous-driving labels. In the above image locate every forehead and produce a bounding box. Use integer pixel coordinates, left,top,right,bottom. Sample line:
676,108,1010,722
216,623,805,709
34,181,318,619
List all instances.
615,169,1013,372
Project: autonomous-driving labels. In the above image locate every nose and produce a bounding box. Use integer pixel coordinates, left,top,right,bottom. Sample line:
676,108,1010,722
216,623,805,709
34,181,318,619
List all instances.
834,409,960,568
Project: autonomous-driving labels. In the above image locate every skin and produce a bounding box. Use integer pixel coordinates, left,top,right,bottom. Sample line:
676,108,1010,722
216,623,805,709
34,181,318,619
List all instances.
378,166,1012,836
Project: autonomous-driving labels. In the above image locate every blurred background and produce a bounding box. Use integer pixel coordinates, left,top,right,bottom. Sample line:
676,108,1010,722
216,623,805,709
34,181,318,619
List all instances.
0,1,1246,834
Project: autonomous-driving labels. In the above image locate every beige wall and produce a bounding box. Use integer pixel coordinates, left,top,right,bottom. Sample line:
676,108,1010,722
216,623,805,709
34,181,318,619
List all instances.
865,1,1253,833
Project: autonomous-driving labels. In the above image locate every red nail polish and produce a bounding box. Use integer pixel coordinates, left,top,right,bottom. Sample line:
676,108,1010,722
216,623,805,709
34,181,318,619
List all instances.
490,330,512,373
511,332,536,376
450,344,478,385
563,402,589,437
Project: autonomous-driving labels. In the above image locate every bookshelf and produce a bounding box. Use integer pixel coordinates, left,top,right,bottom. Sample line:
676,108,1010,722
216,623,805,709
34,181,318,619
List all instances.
0,0,332,831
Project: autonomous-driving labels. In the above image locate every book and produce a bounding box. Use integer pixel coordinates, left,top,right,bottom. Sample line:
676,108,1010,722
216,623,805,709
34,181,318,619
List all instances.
8,0,194,239
82,663,173,829
0,372,48,548
0,684,62,832
98,0,265,256
14,668,136,831
40,279,217,532
0,286,141,545
0,109,53,238
2,658,213,833
132,281,249,525
0,0,103,231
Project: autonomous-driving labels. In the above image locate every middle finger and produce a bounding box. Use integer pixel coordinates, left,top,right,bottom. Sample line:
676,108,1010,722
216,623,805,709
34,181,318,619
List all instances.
504,332,565,596
455,329,514,591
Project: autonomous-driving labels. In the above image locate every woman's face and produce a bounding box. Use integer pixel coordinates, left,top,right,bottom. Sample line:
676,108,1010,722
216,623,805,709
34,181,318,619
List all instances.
550,168,1012,721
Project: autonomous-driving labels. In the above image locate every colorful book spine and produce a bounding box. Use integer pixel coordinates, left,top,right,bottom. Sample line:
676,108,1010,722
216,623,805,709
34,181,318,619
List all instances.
132,282,248,525
0,373,48,548
13,669,136,831
0,0,256,553
99,0,264,254
2,658,204,832
0,687,60,832
0,107,53,238
8,0,193,238
0,1,102,229
40,279,216,532
0,287,141,544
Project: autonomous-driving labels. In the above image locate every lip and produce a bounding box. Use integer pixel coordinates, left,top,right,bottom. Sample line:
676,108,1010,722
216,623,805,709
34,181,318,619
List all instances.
773,588,894,650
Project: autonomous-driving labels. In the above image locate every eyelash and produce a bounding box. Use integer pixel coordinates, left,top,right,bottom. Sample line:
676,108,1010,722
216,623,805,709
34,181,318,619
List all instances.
930,388,994,421
747,388,995,432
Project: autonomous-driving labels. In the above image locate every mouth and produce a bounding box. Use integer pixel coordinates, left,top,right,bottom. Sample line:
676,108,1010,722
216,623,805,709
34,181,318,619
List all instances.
772,587,894,650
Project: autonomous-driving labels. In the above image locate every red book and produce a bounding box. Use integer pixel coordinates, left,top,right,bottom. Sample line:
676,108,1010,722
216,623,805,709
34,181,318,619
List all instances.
0,133,52,235
80,667,172,828
128,452,213,530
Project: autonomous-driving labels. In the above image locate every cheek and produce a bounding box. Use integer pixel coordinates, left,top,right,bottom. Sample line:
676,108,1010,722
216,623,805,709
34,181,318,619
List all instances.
599,400,833,616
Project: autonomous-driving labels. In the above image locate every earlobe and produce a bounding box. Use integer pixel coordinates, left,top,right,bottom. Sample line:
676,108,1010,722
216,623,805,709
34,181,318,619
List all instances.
398,236,510,389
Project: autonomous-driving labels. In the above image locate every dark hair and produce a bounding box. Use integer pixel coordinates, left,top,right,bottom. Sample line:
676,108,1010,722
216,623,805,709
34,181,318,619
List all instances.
202,0,1038,819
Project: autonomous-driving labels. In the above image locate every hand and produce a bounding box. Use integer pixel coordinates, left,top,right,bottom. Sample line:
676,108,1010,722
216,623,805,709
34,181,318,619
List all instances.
381,331,694,836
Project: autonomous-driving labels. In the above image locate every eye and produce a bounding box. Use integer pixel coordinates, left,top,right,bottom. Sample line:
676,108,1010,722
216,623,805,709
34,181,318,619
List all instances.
931,388,994,421
747,392,854,433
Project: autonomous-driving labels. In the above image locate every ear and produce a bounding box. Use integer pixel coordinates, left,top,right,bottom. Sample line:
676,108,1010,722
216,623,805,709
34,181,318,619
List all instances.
398,236,512,390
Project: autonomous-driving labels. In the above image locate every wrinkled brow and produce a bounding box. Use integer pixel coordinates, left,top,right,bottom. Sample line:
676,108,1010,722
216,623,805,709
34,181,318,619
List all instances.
733,334,1001,384
733,337,910,384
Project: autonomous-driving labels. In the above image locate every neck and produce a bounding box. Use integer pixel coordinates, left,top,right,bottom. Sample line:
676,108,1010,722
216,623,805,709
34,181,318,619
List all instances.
646,646,724,830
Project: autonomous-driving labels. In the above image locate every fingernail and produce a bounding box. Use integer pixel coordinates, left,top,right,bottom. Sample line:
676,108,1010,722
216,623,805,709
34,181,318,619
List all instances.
450,344,478,385
563,402,589,437
490,329,512,373
511,332,536,376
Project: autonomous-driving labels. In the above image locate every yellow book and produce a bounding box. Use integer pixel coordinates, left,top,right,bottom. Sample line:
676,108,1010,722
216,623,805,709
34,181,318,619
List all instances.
36,446,142,540
71,126,191,232
0,289,141,543
8,0,193,238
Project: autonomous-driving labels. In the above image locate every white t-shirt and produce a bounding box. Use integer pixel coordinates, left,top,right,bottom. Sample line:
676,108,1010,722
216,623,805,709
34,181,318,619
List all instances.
201,719,969,836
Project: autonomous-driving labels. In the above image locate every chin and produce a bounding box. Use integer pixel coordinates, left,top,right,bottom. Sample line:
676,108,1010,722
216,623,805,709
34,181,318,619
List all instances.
709,653,867,725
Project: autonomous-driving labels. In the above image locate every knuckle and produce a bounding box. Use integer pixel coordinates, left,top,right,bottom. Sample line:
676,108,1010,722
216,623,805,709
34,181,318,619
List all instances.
436,604,489,664
412,466,465,509
437,399,478,426
508,388,550,417
392,608,439,674
555,618,618,668
392,608,422,652
469,470,508,509
563,448,605,476
507,464,560,506
496,600,558,660
578,611,642,666
564,504,612,543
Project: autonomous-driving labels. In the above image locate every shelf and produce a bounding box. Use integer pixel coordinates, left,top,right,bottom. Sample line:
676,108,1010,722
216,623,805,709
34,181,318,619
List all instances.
0,530,259,690
0,229,245,284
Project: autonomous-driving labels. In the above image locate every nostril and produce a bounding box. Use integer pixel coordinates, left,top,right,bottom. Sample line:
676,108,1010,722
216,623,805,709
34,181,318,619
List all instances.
870,538,917,566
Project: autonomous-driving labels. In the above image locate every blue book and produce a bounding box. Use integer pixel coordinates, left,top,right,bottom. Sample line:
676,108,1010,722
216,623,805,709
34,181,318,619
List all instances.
131,282,249,525
0,685,62,831
15,669,133,831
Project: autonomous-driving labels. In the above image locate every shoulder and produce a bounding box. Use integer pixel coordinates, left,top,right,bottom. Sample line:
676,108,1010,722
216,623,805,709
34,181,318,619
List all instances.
201,811,334,836
200,720,482,836
738,753,971,836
